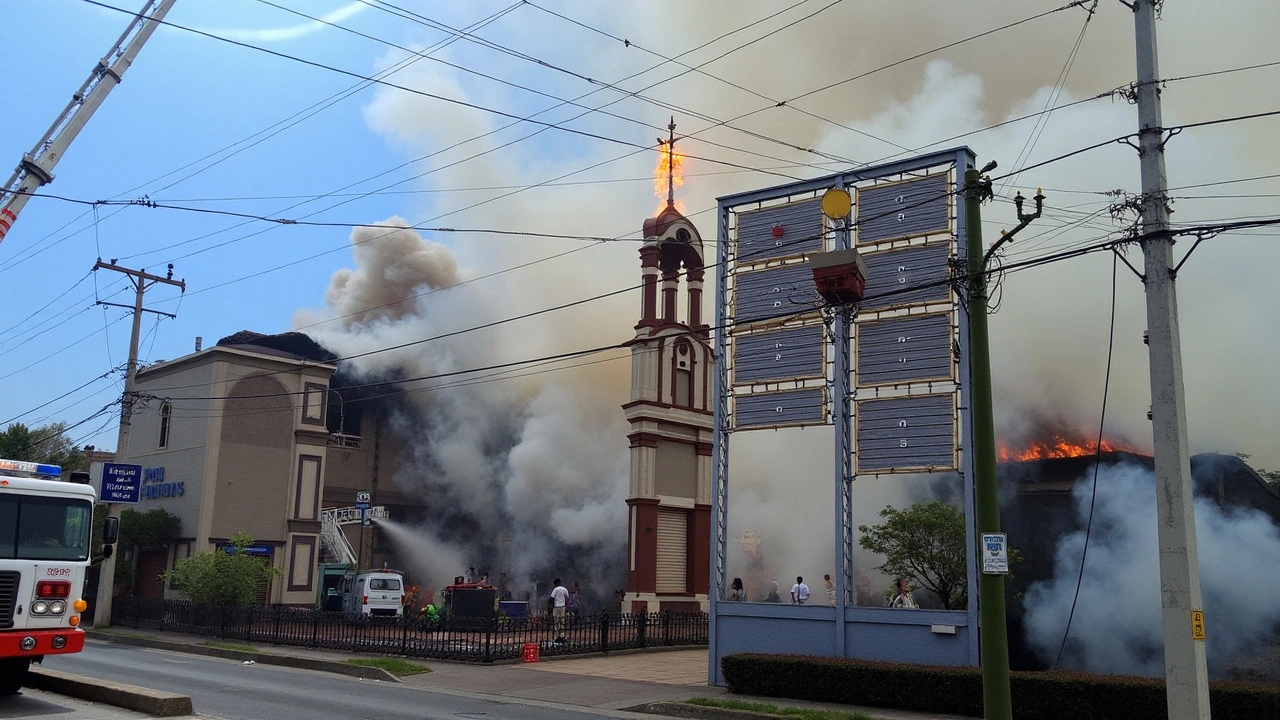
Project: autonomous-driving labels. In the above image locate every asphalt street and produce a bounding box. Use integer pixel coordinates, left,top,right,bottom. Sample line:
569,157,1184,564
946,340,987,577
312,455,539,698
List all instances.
44,640,644,720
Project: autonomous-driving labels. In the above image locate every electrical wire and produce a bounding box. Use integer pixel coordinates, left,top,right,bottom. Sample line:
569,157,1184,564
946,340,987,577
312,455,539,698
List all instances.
999,0,1098,193
1053,248,1118,669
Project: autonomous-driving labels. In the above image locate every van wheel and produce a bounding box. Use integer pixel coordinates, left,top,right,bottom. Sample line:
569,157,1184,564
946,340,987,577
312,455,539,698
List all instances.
0,658,31,694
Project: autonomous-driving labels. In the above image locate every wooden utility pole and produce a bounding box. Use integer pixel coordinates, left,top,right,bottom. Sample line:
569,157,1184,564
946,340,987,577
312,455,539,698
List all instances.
92,259,184,628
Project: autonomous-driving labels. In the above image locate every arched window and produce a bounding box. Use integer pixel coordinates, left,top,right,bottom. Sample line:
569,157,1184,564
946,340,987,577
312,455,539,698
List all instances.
673,340,693,407
158,401,172,449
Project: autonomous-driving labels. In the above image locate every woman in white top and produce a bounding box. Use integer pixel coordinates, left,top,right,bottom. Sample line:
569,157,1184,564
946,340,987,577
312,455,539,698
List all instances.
889,577,918,609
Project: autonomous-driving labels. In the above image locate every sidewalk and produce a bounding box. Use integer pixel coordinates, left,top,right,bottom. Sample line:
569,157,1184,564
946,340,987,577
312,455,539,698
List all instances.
86,628,975,719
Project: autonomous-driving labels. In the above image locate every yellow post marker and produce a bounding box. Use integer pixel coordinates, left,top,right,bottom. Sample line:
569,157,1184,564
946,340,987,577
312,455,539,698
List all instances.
1191,610,1206,641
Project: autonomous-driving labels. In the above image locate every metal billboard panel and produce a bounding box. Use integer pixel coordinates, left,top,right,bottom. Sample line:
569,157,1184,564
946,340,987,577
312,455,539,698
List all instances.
855,313,953,387
859,243,951,311
732,264,816,326
856,174,951,245
855,394,956,473
736,198,824,263
734,388,827,430
733,325,825,386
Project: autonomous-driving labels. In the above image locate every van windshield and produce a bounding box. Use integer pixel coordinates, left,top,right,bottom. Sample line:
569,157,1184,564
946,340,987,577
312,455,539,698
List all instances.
0,494,93,561
369,578,401,591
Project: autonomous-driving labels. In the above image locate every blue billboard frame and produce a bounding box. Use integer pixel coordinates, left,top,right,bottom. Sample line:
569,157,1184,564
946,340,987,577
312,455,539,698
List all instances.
709,147,979,684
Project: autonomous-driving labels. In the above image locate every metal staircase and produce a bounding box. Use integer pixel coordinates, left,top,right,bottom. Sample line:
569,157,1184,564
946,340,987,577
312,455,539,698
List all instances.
319,505,388,566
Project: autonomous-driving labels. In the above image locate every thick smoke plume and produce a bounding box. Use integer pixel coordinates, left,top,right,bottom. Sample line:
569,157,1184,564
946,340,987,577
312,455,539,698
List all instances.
290,1,1279,614
297,218,630,597
1022,461,1280,677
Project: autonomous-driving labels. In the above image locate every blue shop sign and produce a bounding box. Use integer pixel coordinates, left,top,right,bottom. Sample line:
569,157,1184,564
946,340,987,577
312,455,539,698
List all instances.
140,466,184,500
219,544,273,558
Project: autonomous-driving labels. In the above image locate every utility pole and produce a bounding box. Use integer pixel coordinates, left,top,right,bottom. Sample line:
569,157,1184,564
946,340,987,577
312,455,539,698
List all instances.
965,166,1043,720
92,259,185,628
1130,1,1211,716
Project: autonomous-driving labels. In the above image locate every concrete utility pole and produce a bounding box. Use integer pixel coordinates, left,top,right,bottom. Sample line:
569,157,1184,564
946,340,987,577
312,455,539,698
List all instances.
92,259,185,628
1130,1,1211,716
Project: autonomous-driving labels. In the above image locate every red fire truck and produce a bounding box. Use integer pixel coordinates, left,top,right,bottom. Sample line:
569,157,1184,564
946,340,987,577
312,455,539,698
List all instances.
0,459,118,694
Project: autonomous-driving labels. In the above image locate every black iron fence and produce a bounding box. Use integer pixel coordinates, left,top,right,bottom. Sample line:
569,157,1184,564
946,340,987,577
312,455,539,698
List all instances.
111,597,707,663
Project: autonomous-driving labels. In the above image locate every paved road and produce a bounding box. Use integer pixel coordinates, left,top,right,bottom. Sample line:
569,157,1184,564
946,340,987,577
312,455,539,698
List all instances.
0,685,162,720
45,640,645,720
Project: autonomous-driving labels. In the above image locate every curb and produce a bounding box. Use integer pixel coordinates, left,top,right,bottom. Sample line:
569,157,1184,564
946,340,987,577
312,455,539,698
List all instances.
87,631,402,683
627,701,779,720
27,667,192,717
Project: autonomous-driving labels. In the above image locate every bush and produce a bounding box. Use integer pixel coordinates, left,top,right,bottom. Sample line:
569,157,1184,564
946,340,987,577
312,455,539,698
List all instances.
720,653,1280,720
164,531,278,605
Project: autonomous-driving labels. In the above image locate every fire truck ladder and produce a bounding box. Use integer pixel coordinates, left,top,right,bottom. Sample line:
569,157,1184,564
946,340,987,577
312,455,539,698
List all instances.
319,506,387,566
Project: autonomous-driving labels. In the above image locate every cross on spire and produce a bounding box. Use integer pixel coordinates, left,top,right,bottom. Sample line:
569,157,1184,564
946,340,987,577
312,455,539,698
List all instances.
658,117,677,207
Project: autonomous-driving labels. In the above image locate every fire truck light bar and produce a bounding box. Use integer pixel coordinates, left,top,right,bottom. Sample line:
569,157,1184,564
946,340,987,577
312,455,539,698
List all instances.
0,458,62,477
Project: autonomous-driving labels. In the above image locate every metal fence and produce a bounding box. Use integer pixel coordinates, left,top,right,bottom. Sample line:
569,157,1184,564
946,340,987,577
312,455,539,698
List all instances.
111,597,708,663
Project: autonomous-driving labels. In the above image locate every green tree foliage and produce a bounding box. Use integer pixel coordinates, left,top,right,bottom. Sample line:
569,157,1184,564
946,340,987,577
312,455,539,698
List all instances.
164,531,279,606
1261,469,1280,494
113,507,182,590
119,507,182,551
859,501,968,610
0,422,85,469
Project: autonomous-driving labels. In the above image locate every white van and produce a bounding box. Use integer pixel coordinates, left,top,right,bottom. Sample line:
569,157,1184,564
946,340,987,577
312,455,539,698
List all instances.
341,571,405,618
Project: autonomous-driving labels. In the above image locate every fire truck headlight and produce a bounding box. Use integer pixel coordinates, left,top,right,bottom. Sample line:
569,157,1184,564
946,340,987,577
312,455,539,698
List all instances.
51,635,67,649
74,599,88,612
20,636,37,651
31,600,50,615
49,600,66,614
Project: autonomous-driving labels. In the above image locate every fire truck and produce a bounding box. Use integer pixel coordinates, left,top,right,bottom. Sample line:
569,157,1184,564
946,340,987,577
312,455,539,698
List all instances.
0,459,118,695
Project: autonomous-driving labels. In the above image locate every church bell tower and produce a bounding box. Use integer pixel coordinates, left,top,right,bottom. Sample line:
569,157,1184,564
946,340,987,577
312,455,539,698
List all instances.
622,138,713,612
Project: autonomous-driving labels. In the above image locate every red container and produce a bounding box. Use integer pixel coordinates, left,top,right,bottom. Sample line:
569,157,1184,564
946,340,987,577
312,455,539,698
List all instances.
521,642,540,663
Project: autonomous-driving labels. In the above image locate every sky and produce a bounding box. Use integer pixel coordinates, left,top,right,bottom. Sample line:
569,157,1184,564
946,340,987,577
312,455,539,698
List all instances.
2,1,1279,473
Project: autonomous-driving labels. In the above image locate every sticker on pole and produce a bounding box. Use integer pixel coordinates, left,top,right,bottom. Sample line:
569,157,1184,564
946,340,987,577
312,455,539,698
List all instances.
981,532,1008,575
1191,610,1206,641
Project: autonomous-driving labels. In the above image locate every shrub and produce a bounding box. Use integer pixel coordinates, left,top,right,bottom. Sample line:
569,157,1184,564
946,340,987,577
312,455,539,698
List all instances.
720,653,1280,720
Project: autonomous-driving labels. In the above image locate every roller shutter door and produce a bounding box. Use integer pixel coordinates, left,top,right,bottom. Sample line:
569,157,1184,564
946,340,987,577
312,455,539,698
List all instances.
655,508,688,594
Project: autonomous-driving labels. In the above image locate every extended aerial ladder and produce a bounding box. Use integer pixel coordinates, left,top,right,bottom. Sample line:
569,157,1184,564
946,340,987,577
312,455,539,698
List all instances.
0,0,177,245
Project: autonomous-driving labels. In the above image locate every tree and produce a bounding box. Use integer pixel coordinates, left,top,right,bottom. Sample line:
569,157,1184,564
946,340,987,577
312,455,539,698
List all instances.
164,531,279,606
114,507,182,591
859,501,968,610
1261,469,1280,494
0,422,86,469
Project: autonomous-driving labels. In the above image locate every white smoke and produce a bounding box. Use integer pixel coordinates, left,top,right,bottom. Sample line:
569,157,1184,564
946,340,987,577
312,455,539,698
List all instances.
1023,461,1280,676
288,1,1280,612
298,216,630,591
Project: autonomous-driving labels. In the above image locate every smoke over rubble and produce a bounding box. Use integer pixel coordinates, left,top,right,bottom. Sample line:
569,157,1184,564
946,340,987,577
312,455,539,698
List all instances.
1021,459,1280,678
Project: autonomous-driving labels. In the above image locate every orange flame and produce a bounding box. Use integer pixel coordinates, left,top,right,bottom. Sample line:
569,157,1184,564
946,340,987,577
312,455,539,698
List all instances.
998,434,1146,462
654,144,686,213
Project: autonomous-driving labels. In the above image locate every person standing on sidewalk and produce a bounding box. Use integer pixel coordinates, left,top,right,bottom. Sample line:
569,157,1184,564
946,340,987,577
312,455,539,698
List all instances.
550,578,569,643
823,574,836,606
790,576,810,605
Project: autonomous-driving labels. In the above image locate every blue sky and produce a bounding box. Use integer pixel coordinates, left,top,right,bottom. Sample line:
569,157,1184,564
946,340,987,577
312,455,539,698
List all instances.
3,0,1280,471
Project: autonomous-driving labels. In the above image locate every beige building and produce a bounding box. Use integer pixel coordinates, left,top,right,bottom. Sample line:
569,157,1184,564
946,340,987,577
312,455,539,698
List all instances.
121,342,338,606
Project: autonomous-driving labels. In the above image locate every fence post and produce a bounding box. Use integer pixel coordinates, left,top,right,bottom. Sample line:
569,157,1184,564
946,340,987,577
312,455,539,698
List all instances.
484,617,493,663
352,617,360,653
599,612,609,654
274,605,282,645
132,598,140,630
663,610,671,646
637,611,647,648
219,605,228,639
311,610,319,648
401,614,409,656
